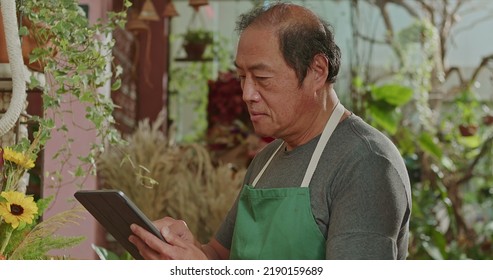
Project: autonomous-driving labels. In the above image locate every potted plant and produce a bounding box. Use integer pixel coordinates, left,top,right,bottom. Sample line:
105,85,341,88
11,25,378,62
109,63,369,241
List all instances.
182,28,213,60
454,90,480,137
0,11,43,72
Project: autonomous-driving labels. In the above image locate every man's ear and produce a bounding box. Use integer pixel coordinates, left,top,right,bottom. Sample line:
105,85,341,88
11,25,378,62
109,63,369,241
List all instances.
311,54,329,87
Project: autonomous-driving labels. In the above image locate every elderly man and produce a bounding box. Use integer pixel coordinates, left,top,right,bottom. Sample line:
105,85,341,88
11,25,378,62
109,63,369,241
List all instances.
129,2,411,260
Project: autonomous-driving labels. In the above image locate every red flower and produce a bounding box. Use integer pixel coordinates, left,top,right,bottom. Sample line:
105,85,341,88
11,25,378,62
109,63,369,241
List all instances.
207,71,249,127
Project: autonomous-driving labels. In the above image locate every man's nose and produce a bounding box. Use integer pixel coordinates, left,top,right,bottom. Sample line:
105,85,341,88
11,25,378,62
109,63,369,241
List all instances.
242,78,259,103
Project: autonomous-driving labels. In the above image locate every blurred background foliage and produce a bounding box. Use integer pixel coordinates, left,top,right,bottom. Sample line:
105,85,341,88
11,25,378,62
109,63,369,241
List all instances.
347,0,493,259
166,0,493,259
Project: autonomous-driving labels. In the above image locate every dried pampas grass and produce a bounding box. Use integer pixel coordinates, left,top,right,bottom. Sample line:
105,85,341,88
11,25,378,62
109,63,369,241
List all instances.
8,206,86,260
97,112,244,243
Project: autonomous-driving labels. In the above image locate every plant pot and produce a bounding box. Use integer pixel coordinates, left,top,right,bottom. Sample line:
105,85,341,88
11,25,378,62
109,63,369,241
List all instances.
459,124,478,137
0,12,44,72
483,115,493,126
183,42,207,60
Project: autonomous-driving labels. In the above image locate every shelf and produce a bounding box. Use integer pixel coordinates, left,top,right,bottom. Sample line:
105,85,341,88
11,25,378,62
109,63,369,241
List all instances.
0,63,45,91
175,57,213,62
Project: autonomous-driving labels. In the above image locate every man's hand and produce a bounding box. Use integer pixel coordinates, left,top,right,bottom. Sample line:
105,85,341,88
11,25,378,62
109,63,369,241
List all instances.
128,217,207,260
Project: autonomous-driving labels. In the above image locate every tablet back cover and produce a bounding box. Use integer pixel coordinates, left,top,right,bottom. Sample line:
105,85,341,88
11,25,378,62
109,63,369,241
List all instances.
74,189,162,260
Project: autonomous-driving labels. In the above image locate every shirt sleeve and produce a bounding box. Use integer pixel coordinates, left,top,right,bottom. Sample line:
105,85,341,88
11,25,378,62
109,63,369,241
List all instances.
214,192,240,250
326,153,410,259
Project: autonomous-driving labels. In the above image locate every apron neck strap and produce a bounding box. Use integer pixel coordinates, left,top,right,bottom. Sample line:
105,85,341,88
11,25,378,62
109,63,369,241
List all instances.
252,141,284,187
252,102,345,188
300,102,345,187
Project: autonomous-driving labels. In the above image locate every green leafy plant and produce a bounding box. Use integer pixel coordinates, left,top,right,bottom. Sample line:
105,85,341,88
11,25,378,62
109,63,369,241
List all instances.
183,29,213,45
352,77,413,135
92,244,133,260
170,33,233,142
0,193,85,260
348,0,493,259
18,0,130,185
0,0,131,259
181,29,214,61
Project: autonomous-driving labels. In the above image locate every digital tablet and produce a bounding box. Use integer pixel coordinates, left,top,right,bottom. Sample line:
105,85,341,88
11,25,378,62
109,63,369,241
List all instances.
74,189,165,260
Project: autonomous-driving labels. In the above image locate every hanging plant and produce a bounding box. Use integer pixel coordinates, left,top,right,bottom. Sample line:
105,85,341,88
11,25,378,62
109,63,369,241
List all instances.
182,29,213,60
0,12,45,72
0,0,132,260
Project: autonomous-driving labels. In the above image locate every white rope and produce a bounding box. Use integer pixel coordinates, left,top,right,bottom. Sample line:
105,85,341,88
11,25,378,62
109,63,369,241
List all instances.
0,0,27,137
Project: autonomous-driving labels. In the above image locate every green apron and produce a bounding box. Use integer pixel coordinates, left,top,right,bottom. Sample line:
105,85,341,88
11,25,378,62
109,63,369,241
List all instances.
230,103,345,260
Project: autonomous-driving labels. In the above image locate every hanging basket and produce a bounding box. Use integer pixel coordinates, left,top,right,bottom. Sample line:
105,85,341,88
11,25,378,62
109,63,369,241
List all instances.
183,42,208,60
189,0,209,11
180,28,213,61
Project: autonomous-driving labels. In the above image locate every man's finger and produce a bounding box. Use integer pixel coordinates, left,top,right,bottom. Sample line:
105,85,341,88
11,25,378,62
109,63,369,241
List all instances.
161,226,191,250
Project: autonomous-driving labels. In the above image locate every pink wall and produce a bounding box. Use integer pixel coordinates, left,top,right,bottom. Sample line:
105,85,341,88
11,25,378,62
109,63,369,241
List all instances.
42,0,113,260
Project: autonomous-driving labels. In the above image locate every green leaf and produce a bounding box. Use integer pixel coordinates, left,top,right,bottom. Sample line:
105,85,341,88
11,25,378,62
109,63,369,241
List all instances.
457,134,481,149
16,221,27,231
440,156,456,172
124,0,132,8
371,84,413,106
115,65,123,76
111,79,122,91
396,127,416,155
368,103,399,135
28,75,41,89
79,91,94,103
19,26,29,36
422,241,444,260
36,196,55,217
352,76,364,90
73,166,85,177
418,132,443,159
91,244,121,260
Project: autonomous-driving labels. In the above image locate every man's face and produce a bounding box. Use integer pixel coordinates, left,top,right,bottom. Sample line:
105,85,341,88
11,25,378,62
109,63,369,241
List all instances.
235,26,317,141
